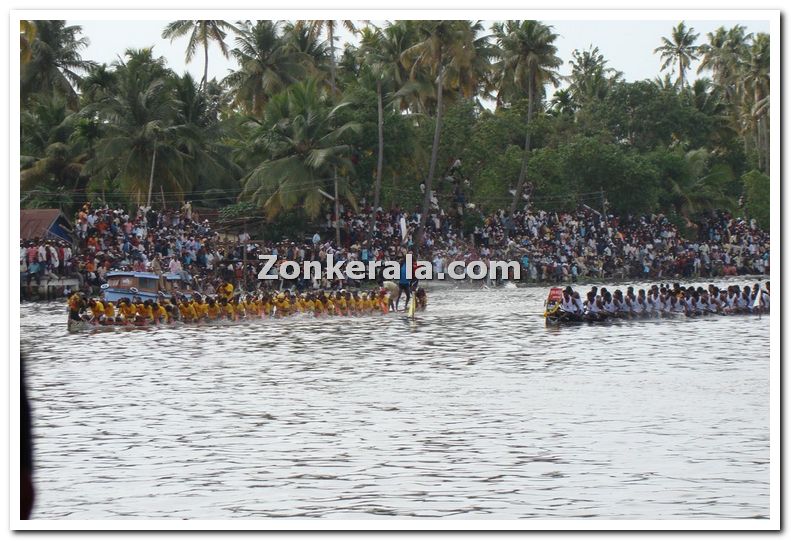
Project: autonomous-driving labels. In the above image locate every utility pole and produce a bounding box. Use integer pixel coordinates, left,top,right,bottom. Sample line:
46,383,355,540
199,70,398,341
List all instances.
600,187,607,218
146,140,157,209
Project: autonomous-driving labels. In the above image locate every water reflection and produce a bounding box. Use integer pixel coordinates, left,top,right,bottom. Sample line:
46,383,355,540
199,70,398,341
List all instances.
21,279,769,520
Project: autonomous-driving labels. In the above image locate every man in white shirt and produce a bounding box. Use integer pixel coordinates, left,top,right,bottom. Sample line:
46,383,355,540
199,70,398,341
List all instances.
559,288,579,316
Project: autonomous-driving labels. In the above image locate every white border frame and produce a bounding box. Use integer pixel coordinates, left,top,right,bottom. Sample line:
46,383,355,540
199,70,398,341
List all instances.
7,6,781,533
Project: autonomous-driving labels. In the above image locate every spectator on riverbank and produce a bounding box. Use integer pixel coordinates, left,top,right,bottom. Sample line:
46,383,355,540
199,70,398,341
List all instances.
19,200,770,297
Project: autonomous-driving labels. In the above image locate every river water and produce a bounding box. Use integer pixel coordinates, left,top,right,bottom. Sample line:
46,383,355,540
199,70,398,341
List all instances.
20,278,770,521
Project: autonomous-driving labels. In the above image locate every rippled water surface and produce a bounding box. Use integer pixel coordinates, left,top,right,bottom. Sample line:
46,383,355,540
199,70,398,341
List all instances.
21,280,770,520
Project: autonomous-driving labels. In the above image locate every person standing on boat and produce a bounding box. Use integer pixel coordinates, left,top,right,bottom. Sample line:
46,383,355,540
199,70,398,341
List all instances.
67,292,85,321
761,281,770,312
218,280,234,302
396,256,411,311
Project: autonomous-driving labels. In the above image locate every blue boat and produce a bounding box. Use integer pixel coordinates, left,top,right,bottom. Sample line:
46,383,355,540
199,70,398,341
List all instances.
101,271,193,302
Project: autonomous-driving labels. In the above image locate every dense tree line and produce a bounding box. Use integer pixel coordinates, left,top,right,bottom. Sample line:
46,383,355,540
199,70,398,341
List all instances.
19,19,771,233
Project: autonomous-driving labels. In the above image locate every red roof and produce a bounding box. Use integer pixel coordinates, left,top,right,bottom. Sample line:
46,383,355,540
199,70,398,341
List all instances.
20,209,71,240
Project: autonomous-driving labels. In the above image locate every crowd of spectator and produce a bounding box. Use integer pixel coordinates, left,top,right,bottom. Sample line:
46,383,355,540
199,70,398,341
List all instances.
20,198,770,298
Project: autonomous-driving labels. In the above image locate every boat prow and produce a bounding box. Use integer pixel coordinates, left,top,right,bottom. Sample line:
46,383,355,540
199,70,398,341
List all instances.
67,319,92,333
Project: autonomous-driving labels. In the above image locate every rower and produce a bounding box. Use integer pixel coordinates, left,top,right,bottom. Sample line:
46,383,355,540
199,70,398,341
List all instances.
761,281,770,312
602,292,617,317
668,295,685,314
559,287,579,316
104,300,117,323
634,289,647,316
87,298,105,324
584,293,603,320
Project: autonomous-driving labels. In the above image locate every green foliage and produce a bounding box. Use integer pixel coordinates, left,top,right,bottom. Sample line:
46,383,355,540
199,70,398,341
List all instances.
238,78,362,220
18,19,769,236
742,169,769,229
461,211,484,235
218,201,259,222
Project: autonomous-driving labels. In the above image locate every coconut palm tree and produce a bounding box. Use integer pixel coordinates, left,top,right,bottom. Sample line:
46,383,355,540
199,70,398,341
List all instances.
446,21,494,104
281,21,331,75
20,20,36,64
566,45,623,105
356,25,410,240
697,25,752,125
300,20,359,94
78,63,117,105
549,88,577,117
492,20,562,215
162,20,237,89
83,48,193,206
373,21,421,112
20,95,85,191
357,26,386,240
697,25,751,88
223,20,307,117
239,78,361,221
654,22,700,88
742,32,770,171
401,20,480,246
665,148,736,223
171,72,240,205
20,20,94,109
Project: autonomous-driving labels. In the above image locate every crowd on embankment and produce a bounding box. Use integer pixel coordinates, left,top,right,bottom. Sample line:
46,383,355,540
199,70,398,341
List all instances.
20,200,770,298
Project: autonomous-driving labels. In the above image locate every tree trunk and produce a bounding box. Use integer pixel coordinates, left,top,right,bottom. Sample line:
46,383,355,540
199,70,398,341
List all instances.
509,80,535,216
763,114,770,172
202,39,209,90
146,144,157,209
368,78,384,242
416,63,444,250
334,167,340,246
755,118,762,172
328,23,337,94
679,58,684,88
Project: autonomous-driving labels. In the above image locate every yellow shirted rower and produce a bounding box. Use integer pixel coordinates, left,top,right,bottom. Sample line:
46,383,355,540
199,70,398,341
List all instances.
89,299,105,320
219,282,234,301
179,301,196,321
120,301,137,321
206,301,221,319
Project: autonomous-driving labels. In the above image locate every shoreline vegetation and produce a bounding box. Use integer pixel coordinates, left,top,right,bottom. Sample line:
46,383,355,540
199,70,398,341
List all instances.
20,20,770,303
